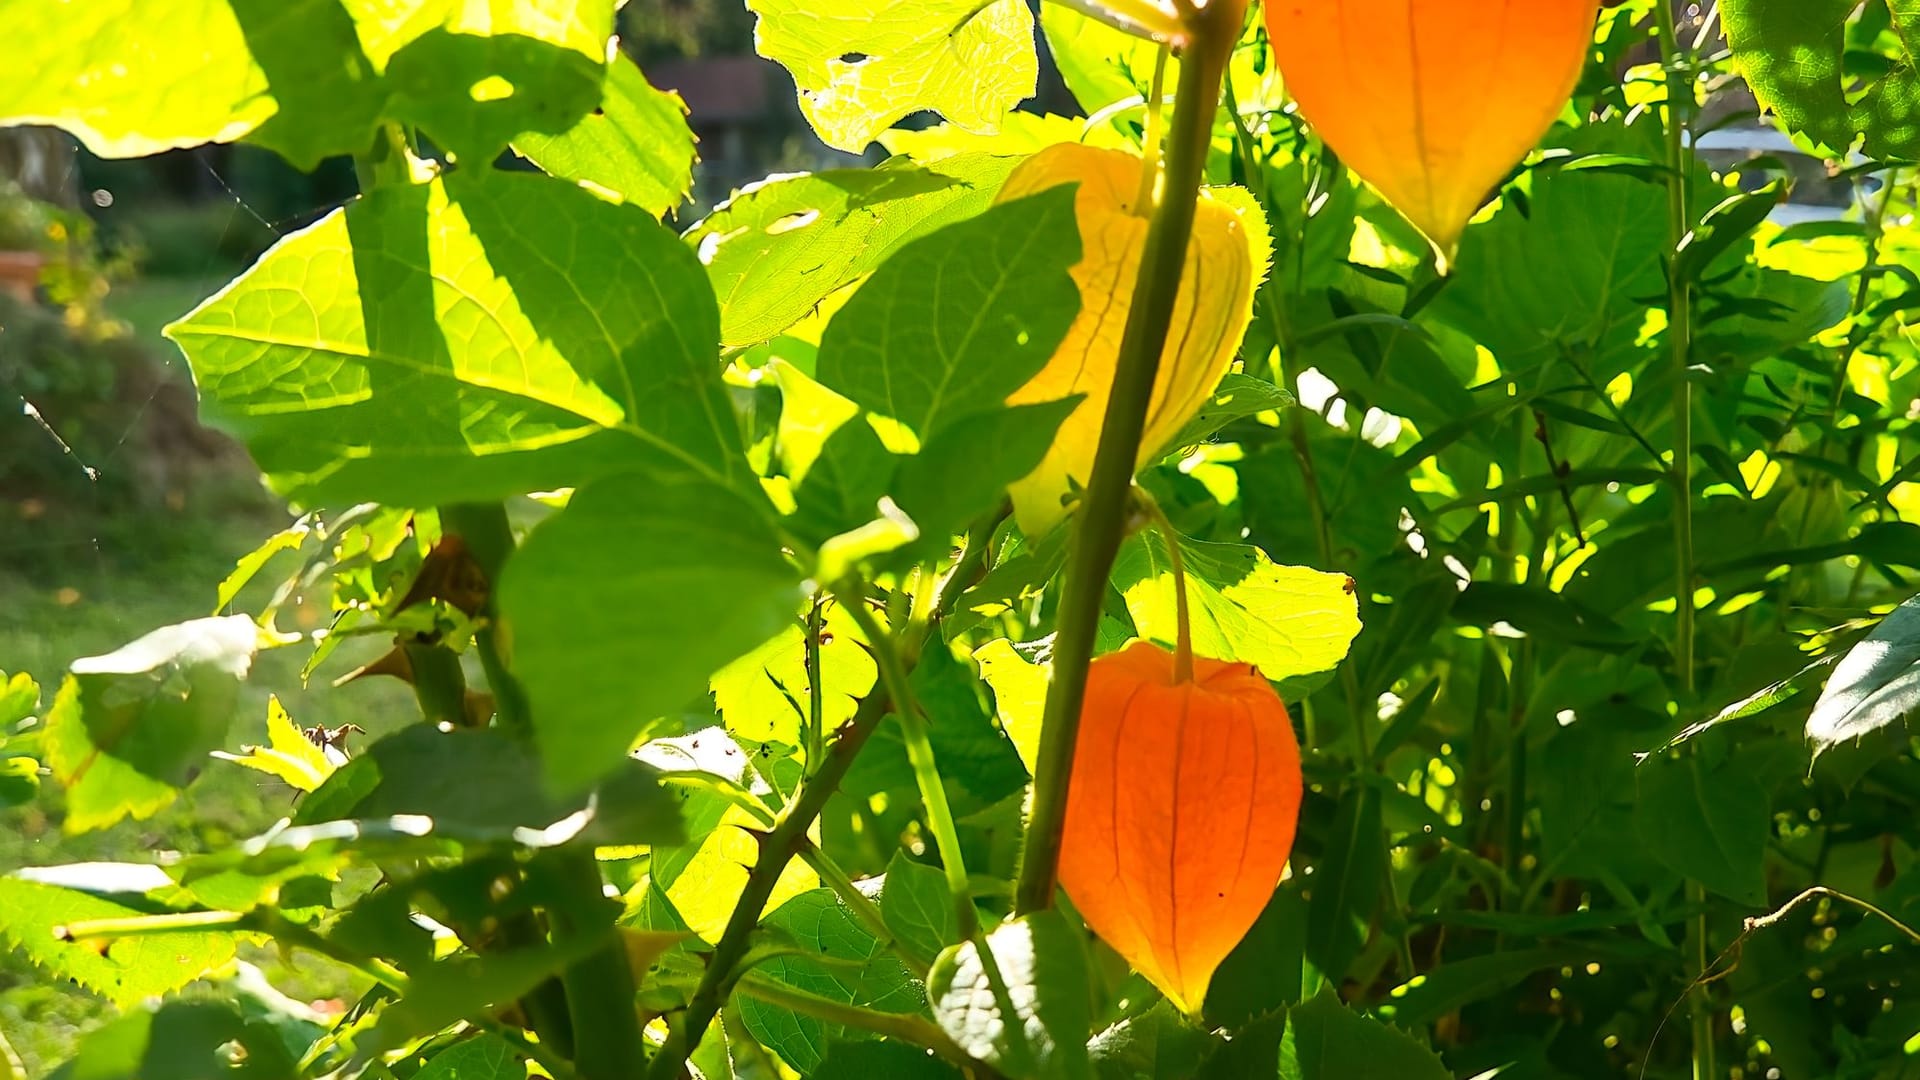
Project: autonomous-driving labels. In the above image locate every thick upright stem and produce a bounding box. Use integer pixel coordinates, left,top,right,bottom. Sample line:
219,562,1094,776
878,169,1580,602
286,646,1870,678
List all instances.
1013,9,1235,916
1654,5,1712,1078
440,501,640,1080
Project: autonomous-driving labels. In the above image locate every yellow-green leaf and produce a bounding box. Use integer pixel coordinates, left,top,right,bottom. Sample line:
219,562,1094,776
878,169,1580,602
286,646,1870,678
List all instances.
749,0,1038,153
210,696,334,793
1112,530,1360,697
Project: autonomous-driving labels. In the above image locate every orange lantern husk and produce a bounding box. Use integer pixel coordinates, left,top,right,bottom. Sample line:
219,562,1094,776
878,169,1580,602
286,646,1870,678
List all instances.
1059,640,1302,1014
1266,0,1601,256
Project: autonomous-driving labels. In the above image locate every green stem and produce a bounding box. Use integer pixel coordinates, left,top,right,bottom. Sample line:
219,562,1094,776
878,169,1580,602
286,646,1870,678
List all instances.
647,690,891,1079
805,591,827,770
441,500,639,1080
1654,6,1712,1079
1135,492,1194,681
732,970,984,1069
646,520,1000,1078
1013,7,1236,916
838,585,979,941
351,123,412,193
795,838,931,977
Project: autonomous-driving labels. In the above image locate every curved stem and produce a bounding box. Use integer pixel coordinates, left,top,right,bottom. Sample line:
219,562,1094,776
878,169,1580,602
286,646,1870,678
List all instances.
1135,490,1193,681
1134,45,1173,211
837,585,979,941
1014,5,1237,917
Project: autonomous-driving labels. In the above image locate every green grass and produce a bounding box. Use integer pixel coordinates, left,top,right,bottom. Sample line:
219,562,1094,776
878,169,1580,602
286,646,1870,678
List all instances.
0,271,413,1074
104,273,236,346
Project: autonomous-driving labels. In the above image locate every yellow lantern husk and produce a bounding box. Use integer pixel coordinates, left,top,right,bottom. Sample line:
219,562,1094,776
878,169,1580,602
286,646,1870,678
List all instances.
994,143,1270,537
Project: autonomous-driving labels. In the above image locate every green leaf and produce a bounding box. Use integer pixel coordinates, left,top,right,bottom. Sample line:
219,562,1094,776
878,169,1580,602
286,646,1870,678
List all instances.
1203,882,1308,1031
1161,374,1294,456
373,0,613,164
0,670,38,726
929,910,1092,1080
1304,787,1383,987
1428,162,1666,380
502,470,805,792
0,0,613,168
0,879,235,1010
43,616,259,833
748,0,1037,153
415,1034,522,1080
210,695,334,793
844,643,1030,813
213,520,313,614
1656,654,1839,753
369,934,613,1052
1633,754,1769,907
511,51,698,217
815,1040,965,1079
817,185,1084,439
1722,0,1920,158
291,724,685,846
1278,988,1450,1080
45,998,298,1080
1088,1001,1214,1080
690,156,1020,346
1806,595,1920,755
736,889,925,1073
1376,946,1623,1029
880,850,958,966
0,1029,21,1080
169,170,742,507
1111,531,1362,698
712,604,877,747
895,398,1081,542
1039,4,1162,118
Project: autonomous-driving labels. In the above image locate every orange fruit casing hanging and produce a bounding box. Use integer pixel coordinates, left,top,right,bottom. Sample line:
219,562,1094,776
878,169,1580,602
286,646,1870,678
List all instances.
1266,0,1601,255
1059,641,1302,1014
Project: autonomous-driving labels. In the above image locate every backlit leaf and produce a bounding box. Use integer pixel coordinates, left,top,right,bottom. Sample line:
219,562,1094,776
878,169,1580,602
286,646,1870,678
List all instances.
210,695,334,793
0,879,235,1010
688,155,1020,347
512,51,698,217
748,0,1038,153
170,169,741,507
43,616,259,833
0,0,614,167
1112,531,1360,698
817,185,1083,440
1723,0,1920,159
